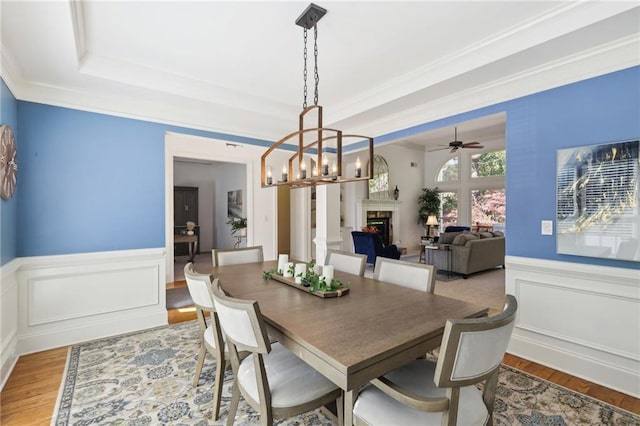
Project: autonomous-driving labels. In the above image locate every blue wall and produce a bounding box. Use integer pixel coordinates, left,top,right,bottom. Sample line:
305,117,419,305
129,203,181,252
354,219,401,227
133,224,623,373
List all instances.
16,102,272,257
375,66,640,270
0,79,19,265
8,66,640,271
505,66,639,268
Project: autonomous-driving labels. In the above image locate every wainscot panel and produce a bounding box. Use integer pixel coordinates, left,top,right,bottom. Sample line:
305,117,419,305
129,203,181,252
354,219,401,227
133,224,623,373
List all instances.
505,255,640,398
17,248,167,355
1,258,20,390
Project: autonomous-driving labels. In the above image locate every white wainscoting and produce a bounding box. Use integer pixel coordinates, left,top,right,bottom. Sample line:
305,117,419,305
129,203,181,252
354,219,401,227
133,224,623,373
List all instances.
505,255,640,397
1,258,20,390
15,248,167,357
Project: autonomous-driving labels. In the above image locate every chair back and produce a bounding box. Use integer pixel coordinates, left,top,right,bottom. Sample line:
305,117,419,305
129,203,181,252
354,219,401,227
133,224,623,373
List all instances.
373,257,436,293
210,279,271,354
444,225,470,233
326,249,367,276
212,245,264,267
351,231,378,264
183,263,214,310
434,294,517,388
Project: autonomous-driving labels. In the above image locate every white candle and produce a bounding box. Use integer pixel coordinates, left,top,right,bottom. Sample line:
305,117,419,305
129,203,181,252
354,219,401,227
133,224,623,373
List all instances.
313,264,323,276
277,254,289,274
323,265,334,282
355,157,362,178
295,263,306,278
283,262,294,277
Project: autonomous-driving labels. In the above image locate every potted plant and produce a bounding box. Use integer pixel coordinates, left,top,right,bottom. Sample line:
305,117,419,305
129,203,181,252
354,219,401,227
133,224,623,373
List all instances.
226,217,247,237
417,187,440,234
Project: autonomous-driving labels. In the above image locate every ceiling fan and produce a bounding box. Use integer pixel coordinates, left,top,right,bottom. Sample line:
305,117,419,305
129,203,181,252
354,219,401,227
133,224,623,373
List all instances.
430,127,484,153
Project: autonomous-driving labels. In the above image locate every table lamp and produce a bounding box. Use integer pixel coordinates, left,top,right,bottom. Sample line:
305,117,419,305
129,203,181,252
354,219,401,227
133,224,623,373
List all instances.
426,215,438,240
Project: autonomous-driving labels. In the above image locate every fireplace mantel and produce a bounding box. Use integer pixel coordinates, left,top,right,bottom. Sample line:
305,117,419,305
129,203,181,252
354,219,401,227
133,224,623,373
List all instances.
356,199,401,244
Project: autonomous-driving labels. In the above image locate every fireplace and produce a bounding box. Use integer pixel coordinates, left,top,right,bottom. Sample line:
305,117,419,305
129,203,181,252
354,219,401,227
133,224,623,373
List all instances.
357,200,401,246
367,217,391,245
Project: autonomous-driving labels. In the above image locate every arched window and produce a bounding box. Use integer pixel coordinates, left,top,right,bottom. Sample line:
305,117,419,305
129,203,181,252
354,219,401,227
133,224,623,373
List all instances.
437,157,459,182
368,155,390,199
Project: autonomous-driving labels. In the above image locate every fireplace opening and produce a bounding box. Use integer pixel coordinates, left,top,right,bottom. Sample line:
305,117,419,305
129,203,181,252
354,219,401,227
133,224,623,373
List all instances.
367,217,391,246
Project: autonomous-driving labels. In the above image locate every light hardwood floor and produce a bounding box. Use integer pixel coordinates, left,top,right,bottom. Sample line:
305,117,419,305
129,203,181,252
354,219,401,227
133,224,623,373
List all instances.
1,281,638,425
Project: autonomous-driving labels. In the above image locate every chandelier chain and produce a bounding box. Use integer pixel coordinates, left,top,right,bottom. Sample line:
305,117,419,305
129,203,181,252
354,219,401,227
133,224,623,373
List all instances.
303,28,308,109
313,25,319,105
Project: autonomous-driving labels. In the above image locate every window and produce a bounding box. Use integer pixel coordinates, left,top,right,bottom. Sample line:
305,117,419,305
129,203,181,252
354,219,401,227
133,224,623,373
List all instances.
471,189,506,227
471,150,505,178
368,155,390,199
441,192,458,230
437,157,459,182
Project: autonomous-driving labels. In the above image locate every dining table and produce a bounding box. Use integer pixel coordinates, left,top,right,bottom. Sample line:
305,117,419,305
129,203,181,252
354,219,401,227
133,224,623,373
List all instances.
212,260,489,426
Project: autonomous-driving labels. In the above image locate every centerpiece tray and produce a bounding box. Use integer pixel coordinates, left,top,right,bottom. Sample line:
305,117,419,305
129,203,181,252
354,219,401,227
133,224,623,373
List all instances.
269,274,350,298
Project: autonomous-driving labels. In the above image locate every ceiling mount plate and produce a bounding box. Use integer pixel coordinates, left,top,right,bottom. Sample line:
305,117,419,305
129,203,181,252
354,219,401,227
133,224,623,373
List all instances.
295,3,327,29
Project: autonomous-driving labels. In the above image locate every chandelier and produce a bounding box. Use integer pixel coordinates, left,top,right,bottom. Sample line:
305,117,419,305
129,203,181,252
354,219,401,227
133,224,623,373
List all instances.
261,3,374,188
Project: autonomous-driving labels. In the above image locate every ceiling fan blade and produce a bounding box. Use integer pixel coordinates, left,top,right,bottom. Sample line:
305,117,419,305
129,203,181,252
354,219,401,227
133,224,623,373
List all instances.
450,147,458,153
462,141,481,146
464,145,484,149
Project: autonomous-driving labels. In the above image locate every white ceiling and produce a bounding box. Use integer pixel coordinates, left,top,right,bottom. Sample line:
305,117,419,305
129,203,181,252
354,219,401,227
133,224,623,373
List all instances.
1,1,639,150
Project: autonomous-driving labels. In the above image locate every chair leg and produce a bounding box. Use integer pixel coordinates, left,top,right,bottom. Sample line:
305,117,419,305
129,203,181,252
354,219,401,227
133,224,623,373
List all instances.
226,379,241,426
336,392,344,426
193,344,206,387
211,354,226,420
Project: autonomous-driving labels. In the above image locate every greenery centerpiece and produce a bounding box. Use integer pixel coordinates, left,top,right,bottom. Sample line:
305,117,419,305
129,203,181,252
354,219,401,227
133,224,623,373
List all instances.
263,261,349,296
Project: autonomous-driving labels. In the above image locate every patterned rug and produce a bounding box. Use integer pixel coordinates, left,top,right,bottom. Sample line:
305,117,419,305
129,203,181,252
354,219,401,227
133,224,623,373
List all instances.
52,321,639,425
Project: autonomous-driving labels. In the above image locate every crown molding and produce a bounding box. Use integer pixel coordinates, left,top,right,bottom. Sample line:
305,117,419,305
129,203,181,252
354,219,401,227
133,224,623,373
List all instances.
341,34,640,142
327,1,639,127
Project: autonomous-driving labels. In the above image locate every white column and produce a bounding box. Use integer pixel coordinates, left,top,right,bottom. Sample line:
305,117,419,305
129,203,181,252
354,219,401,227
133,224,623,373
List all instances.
314,184,342,265
290,187,312,262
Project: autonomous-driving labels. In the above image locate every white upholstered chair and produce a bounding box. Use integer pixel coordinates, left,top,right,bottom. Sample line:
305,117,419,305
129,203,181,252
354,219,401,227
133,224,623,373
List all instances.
210,280,343,426
373,257,437,293
326,249,367,276
353,294,518,426
183,263,227,420
212,245,264,267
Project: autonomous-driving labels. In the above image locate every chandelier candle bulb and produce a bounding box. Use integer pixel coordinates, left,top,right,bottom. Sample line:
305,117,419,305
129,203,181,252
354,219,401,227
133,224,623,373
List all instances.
266,167,273,185
322,156,329,175
300,160,307,179
355,157,362,178
282,164,288,182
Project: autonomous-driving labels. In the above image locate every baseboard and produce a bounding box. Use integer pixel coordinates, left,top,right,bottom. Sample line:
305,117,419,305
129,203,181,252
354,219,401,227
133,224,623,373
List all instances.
0,331,18,391
505,255,640,398
1,258,20,391
18,309,168,356
509,332,639,398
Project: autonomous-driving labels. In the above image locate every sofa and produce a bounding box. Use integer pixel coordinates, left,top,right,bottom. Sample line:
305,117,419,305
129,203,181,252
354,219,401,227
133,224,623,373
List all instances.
430,231,505,278
352,231,402,264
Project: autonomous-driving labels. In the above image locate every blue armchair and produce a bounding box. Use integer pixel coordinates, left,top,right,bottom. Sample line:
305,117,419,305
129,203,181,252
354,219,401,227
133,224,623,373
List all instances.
351,231,402,264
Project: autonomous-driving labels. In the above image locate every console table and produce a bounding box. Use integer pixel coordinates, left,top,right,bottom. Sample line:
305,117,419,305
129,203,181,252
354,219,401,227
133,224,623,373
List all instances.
174,234,198,263
424,244,452,278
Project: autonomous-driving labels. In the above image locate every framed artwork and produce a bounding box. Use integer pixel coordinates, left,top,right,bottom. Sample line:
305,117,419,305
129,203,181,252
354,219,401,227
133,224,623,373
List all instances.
556,139,639,261
227,189,243,218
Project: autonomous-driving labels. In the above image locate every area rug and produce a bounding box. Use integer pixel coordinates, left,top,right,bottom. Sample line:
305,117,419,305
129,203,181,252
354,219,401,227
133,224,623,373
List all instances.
52,321,639,425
